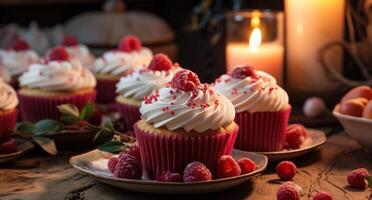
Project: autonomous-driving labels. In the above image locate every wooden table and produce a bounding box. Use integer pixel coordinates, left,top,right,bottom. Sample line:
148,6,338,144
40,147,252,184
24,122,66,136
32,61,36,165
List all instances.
1,131,371,200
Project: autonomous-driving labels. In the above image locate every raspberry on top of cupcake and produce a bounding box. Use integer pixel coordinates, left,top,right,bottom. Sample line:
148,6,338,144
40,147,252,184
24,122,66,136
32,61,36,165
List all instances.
19,46,96,92
93,35,153,77
61,35,95,69
0,78,18,111
213,65,289,113
0,39,39,77
140,69,236,132
116,53,181,102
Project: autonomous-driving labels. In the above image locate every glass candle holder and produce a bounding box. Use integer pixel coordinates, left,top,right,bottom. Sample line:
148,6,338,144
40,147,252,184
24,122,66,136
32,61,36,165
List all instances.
226,10,284,85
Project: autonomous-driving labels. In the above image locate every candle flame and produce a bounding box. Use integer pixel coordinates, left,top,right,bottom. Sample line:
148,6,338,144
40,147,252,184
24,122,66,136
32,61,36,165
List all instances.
249,27,262,51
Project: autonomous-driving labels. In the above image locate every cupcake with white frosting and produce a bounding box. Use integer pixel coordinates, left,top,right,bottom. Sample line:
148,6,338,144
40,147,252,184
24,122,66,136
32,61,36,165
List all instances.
93,35,153,104
116,53,181,131
18,46,97,122
214,65,291,151
0,39,39,88
134,69,239,178
0,78,18,151
61,35,95,69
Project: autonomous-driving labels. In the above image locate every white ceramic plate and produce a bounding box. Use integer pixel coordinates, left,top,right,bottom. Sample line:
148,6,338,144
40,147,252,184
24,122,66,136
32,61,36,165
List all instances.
0,139,34,164
251,129,327,161
70,149,268,194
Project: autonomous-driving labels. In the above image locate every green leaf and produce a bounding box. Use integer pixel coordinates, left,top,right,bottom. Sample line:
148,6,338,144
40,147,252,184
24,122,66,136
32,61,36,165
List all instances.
57,104,80,117
33,136,57,155
80,103,94,120
104,122,114,130
17,122,36,133
98,141,125,154
367,176,372,188
34,119,62,136
60,115,80,125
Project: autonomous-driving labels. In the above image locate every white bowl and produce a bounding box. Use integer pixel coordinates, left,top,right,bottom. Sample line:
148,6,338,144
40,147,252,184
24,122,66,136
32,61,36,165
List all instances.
333,105,372,149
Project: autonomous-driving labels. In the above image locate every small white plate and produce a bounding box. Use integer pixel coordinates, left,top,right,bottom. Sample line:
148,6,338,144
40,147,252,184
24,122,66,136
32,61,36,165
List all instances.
251,129,327,161
70,149,268,194
0,139,34,164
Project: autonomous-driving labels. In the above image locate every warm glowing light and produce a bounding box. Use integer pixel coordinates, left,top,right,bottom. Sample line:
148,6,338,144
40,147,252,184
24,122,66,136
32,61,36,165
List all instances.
249,27,262,51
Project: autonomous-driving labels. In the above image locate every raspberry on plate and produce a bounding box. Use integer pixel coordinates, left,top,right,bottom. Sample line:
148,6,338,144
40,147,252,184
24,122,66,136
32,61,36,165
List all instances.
237,158,256,174
62,35,79,47
277,182,301,200
118,35,142,52
313,191,333,200
276,161,297,181
216,155,241,178
0,139,17,154
156,170,182,182
285,124,307,149
107,156,118,174
170,69,201,92
10,39,30,51
47,46,70,61
230,65,257,79
148,53,172,71
113,154,142,179
183,161,212,182
347,168,370,188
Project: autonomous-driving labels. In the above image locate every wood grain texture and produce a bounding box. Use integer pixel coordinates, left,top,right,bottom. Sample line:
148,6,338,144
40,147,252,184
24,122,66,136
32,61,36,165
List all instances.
0,132,371,200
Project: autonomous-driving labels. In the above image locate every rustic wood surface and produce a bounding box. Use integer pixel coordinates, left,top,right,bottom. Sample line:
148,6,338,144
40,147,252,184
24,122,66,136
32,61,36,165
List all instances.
0,131,371,200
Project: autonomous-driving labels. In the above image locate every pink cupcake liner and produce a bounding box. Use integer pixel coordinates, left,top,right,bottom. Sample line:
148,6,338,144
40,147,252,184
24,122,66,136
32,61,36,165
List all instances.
0,109,18,144
18,90,97,122
96,78,118,104
134,122,239,178
116,102,141,131
234,107,291,152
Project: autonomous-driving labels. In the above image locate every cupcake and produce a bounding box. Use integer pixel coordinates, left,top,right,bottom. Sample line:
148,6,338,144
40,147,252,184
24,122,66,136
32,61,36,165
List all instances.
116,53,181,131
93,35,153,104
0,78,18,150
0,39,39,88
61,35,95,69
134,69,239,178
18,46,97,122
214,65,290,152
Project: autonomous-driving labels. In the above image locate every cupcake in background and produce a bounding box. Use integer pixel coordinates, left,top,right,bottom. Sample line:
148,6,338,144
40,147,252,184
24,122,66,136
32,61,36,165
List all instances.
61,35,95,69
0,39,39,88
93,35,153,104
116,53,181,131
134,69,238,178
0,78,19,154
18,46,97,122
0,66,11,83
214,65,290,152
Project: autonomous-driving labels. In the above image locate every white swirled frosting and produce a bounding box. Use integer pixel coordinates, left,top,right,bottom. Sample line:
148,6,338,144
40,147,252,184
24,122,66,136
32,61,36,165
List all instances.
93,48,153,76
213,71,289,113
0,78,18,110
66,45,95,68
116,67,181,101
0,49,39,76
19,59,96,92
140,84,235,133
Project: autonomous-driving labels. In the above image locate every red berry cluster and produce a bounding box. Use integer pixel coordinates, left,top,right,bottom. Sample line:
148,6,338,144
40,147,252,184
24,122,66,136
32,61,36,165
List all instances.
148,53,173,71
230,65,257,79
62,35,79,47
170,69,201,92
118,35,142,52
10,39,30,51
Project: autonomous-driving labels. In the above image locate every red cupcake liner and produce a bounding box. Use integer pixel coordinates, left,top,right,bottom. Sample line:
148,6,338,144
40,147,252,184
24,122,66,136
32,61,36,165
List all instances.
116,102,141,131
96,78,118,104
234,107,291,152
0,109,18,144
134,122,239,178
18,90,97,122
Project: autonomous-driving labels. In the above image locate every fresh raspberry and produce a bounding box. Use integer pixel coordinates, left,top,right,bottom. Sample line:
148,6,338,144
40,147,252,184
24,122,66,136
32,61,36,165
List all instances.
216,155,241,178
238,158,257,174
347,168,370,188
156,170,182,182
285,124,307,149
277,182,301,200
88,107,103,125
47,46,70,61
10,39,29,51
183,161,212,182
118,35,142,52
62,35,78,47
313,191,333,200
0,139,17,154
276,161,297,181
170,69,201,92
114,153,141,179
107,156,118,174
230,65,257,79
121,144,141,166
148,53,172,71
